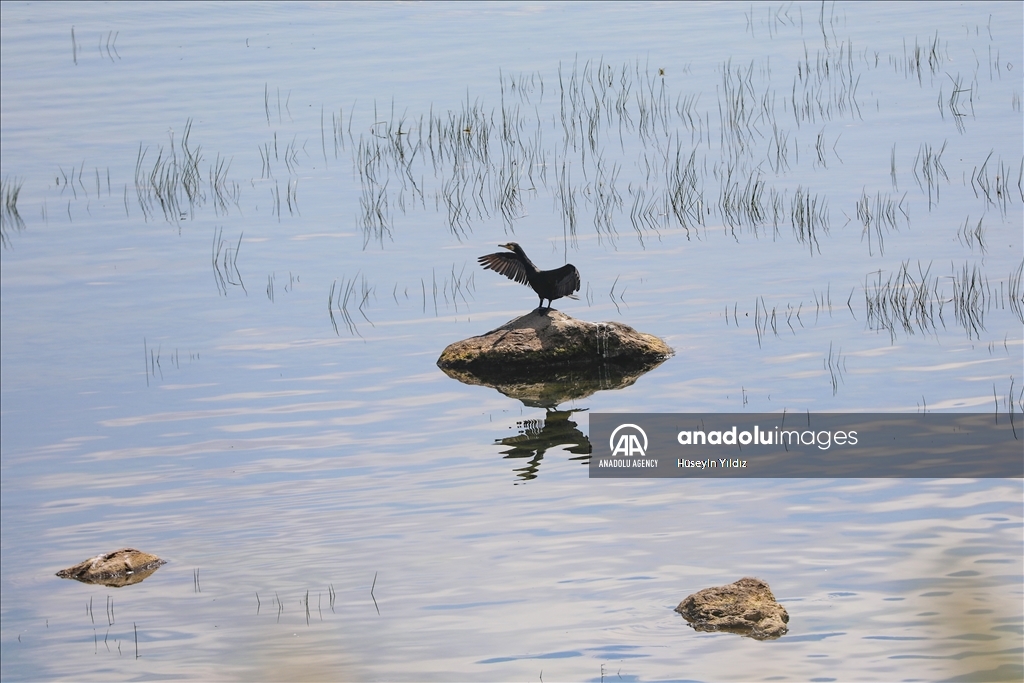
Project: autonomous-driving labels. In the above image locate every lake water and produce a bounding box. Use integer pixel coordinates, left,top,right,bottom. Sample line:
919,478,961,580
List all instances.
1,2,1022,681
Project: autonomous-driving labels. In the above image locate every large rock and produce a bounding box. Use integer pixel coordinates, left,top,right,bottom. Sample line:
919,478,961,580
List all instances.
675,577,789,640
56,548,166,587
437,310,673,382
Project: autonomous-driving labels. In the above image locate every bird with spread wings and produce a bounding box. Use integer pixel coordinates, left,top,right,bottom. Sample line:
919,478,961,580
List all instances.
478,242,580,312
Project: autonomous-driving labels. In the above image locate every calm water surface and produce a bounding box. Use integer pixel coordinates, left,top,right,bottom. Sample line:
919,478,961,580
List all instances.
1,2,1022,681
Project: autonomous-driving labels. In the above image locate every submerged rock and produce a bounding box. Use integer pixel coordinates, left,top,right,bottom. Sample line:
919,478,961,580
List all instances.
437,310,673,382
675,577,789,640
56,548,166,587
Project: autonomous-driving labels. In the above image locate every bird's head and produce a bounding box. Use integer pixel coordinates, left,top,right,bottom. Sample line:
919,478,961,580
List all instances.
499,242,520,252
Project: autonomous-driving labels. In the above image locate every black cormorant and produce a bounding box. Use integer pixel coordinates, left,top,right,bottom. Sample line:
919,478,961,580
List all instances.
478,242,581,312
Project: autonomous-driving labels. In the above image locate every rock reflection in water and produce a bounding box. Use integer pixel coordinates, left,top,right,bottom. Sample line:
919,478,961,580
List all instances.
440,355,669,481
438,355,669,408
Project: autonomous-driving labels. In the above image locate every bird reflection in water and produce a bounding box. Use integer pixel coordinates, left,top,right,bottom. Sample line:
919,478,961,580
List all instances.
494,408,592,483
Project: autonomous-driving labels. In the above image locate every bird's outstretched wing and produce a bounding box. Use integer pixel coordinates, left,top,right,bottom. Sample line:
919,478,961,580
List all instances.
478,252,531,288
551,263,581,298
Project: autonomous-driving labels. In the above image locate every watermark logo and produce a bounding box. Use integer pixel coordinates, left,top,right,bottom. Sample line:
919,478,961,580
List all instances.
610,423,648,457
